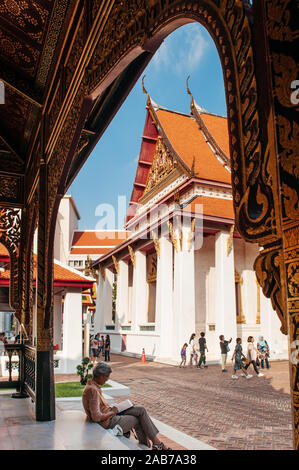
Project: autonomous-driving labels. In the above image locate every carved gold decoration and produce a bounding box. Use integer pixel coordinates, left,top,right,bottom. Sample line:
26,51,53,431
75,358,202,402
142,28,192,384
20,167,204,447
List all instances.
147,252,157,283
128,245,136,267
187,218,196,252
227,225,235,256
112,255,119,274
167,221,178,253
151,232,160,259
144,138,176,195
256,279,261,324
235,269,246,324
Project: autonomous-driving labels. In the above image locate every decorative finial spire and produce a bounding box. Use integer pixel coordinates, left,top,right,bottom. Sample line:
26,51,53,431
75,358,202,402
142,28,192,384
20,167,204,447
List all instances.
142,75,152,107
142,75,148,96
186,75,195,111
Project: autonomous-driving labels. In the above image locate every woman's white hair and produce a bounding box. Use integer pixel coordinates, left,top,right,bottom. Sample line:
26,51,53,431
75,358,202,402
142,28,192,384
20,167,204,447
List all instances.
92,362,112,378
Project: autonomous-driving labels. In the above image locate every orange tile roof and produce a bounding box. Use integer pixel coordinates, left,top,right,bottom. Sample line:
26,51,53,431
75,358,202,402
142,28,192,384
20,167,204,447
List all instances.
183,196,234,220
156,109,231,184
200,113,230,157
70,247,115,255
0,256,94,285
70,231,131,254
72,231,130,246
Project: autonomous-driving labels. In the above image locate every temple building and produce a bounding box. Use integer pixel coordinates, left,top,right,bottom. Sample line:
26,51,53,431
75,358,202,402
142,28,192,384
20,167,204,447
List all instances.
93,93,288,363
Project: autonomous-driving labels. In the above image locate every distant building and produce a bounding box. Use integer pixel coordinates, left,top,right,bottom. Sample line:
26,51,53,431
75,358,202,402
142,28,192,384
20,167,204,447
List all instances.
92,94,288,363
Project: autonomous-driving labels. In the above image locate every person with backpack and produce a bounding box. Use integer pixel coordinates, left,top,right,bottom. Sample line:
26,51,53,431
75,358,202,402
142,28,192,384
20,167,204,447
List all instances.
219,335,232,372
257,336,270,369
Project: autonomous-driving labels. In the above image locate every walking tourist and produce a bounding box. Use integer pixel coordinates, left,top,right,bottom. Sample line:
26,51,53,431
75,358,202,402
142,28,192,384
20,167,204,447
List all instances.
197,332,208,369
82,362,172,450
189,333,198,367
257,336,270,369
231,338,252,379
98,334,104,357
219,335,232,372
91,335,99,363
179,343,188,367
244,336,264,377
104,334,111,362
100,335,105,356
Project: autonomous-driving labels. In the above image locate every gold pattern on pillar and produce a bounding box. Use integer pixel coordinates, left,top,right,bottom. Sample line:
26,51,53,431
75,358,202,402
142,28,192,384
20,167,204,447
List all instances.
112,255,119,274
128,245,136,267
151,232,160,259
167,221,178,253
187,218,196,252
0,208,21,318
256,279,261,324
235,269,245,324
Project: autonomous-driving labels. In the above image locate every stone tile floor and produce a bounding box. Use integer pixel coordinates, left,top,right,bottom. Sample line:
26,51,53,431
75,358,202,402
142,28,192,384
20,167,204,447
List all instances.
56,354,293,450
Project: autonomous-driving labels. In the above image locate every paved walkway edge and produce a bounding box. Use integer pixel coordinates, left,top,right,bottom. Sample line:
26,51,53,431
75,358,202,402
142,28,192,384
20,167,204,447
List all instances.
151,417,216,450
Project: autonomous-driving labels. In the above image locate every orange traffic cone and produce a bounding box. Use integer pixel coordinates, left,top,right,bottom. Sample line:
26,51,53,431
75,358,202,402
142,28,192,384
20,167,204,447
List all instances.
141,348,146,363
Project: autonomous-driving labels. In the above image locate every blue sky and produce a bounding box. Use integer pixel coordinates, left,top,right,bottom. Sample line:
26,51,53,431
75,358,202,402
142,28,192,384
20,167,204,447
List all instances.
70,23,227,230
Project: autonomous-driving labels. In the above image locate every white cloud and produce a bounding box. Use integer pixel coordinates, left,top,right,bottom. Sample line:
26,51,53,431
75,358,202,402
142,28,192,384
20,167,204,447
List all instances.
152,24,210,76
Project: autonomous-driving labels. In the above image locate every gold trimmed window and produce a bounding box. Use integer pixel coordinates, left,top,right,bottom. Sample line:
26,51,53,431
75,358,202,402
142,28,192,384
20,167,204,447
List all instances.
147,252,157,323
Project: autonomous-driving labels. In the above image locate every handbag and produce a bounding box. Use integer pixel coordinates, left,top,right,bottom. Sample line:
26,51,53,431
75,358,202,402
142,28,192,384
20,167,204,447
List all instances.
256,357,260,367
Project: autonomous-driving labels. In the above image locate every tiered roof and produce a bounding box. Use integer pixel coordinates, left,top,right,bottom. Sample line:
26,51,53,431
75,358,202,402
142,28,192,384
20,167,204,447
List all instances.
126,90,233,224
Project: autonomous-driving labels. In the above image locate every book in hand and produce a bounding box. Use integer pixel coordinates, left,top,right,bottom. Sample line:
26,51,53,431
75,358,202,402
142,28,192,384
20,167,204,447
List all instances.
117,399,134,414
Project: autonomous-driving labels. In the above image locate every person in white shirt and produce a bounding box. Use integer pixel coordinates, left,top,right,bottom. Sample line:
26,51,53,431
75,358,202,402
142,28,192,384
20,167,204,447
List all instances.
244,336,264,377
188,333,198,367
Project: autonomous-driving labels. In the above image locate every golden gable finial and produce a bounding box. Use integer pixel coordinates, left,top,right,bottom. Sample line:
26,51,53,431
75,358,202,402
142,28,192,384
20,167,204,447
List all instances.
142,75,148,96
186,75,195,111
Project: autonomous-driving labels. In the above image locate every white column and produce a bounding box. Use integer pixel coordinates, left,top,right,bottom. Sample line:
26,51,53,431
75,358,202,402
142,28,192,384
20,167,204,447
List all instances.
215,230,237,342
53,292,62,349
116,260,129,330
173,223,196,358
155,236,173,358
103,269,114,327
62,288,82,373
94,274,105,334
131,250,147,331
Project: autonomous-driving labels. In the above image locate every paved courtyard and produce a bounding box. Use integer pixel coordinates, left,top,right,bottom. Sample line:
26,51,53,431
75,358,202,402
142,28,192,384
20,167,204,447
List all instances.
57,354,293,450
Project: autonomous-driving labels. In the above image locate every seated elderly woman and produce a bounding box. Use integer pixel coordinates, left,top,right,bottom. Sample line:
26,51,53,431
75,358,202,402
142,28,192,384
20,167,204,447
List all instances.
82,362,171,450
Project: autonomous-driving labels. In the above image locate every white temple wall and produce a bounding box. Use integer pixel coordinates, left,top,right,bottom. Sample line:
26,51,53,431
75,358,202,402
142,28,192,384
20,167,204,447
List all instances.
155,236,174,358
131,251,147,330
116,260,128,328
215,230,237,347
173,222,196,358
54,287,83,374
260,289,289,360
195,235,215,331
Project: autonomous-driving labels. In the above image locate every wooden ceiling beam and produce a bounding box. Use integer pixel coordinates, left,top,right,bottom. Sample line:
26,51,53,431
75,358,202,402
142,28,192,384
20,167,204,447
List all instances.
0,136,25,165
0,64,43,108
